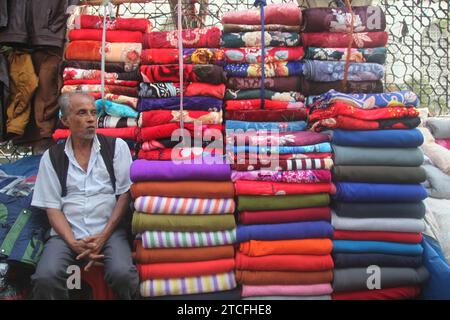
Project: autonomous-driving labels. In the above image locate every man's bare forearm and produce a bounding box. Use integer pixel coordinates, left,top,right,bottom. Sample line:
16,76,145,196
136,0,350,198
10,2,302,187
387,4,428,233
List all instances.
100,191,131,239
46,208,78,248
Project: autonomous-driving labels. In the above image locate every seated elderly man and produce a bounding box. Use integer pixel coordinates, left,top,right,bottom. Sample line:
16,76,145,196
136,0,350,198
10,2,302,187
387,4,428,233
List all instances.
31,92,139,299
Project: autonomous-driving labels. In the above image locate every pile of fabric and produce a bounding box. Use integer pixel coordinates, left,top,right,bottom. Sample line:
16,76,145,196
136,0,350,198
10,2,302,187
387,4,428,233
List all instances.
53,14,151,145
308,91,430,300
136,27,226,160
221,3,305,112
130,160,239,299
300,5,387,95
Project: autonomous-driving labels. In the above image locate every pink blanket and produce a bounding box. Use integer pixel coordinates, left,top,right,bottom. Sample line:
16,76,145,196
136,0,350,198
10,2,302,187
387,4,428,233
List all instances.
241,284,333,297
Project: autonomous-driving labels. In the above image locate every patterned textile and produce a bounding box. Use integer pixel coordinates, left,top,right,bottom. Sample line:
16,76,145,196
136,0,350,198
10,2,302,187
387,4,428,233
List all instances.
61,84,138,97
231,170,332,184
142,48,224,65
137,148,223,161
226,109,307,122
143,27,221,49
141,230,237,249
63,79,139,87
134,196,235,215
229,143,332,155
97,93,138,109
139,110,222,127
225,89,304,102
310,116,421,132
304,47,387,64
225,120,307,132
300,77,384,96
140,64,225,85
140,271,237,297
136,124,223,142
301,31,388,48
95,99,139,118
221,31,301,48
227,76,301,91
97,115,137,128
139,82,225,99
69,14,152,32
223,47,304,64
224,61,303,78
223,24,301,33
225,100,305,111
231,158,334,171
226,131,329,147
303,60,384,82
222,4,302,26
63,67,140,81
137,96,223,112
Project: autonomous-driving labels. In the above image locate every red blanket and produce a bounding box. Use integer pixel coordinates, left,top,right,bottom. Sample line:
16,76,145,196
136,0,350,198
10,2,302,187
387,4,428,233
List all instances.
310,115,420,131
140,64,225,84
234,180,334,196
143,27,221,49
222,4,301,26
225,100,305,111
226,109,307,122
68,29,143,43
137,147,224,161
332,286,421,300
64,80,139,87
53,128,136,141
302,31,389,48
72,15,152,33
239,207,331,225
137,123,223,142
333,230,423,243
139,110,222,127
142,48,224,65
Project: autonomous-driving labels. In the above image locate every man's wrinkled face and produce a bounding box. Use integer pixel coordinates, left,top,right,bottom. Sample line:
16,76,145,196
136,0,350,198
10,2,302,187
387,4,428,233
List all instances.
61,95,97,140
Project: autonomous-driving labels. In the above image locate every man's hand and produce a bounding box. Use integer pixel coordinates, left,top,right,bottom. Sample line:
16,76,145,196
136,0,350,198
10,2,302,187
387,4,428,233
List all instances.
75,233,109,271
69,239,90,255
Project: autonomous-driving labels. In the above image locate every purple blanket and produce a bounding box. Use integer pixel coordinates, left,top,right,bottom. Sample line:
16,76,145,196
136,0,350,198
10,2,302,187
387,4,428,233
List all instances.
137,96,223,112
130,159,232,182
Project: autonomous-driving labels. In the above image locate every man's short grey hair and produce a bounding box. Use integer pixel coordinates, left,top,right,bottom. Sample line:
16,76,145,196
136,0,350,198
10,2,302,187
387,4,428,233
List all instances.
58,92,95,117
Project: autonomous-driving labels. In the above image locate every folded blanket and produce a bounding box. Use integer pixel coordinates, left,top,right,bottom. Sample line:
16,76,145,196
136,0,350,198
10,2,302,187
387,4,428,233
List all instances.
239,207,331,225
332,213,426,233
130,181,234,199
332,286,421,300
223,47,304,64
229,143,332,155
134,196,235,215
333,145,424,166
227,76,301,91
61,60,135,73
90,93,137,109
63,79,139,87
224,61,303,78
333,253,424,269
68,29,143,43
332,240,424,256
138,258,235,280
240,239,333,256
139,82,225,99
136,123,223,142
53,128,136,141
226,120,306,132
236,270,333,286
222,4,302,26
436,139,450,150
225,99,305,111
138,96,223,112
242,284,333,297
332,267,429,292
145,288,241,300
232,158,334,171
65,41,142,69
63,67,140,81
237,194,330,211
226,109,307,122
95,99,139,118
139,110,222,127
333,202,426,219
130,159,231,182
332,166,427,184
227,131,328,147
304,47,387,64
330,129,424,148
302,6,386,33
139,137,215,151
143,27,221,49
236,252,334,272
140,64,225,84
69,14,152,32
141,48,224,65
426,117,450,139
62,84,138,97
225,89,304,102
137,148,219,162
301,31,389,48
140,271,236,297
423,164,450,199
223,24,301,33
231,169,331,184
334,182,428,203
134,242,234,264
333,230,423,244
221,31,301,48
97,115,137,128
234,181,334,196
300,77,384,95
303,60,384,82
310,90,419,109
421,137,450,175
141,229,236,249
237,221,333,242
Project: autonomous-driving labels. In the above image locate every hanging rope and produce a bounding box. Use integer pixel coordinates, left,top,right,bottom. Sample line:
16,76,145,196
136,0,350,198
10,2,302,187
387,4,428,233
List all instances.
254,0,266,109
101,0,113,109
342,0,354,92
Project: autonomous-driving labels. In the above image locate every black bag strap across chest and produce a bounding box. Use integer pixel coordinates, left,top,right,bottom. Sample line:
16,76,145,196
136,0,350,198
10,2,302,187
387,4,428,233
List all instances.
49,134,116,197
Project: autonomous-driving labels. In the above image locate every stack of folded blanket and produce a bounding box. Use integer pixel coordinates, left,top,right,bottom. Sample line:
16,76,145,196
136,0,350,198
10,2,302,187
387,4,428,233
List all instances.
129,159,239,299
54,14,150,144
136,27,226,160
221,3,305,112
300,5,387,95
308,91,430,300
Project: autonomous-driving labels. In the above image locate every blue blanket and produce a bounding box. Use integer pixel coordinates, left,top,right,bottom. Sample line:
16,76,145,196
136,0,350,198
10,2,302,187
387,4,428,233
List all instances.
226,120,306,132
229,142,332,154
330,129,424,148
333,240,424,256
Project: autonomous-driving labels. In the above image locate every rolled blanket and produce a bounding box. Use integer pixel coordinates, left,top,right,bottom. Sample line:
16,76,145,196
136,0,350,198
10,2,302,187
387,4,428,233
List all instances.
138,110,222,127
136,123,223,141
332,146,424,166
240,239,332,256
226,120,307,132
236,221,333,242
69,14,152,32
333,253,424,268
134,196,235,215
239,207,331,225
63,67,140,81
97,115,137,128
62,84,138,97
227,131,328,147
303,60,384,82
141,229,236,249
143,27,221,49
140,64,225,84
225,89,303,102
236,270,333,286
130,160,231,182
138,82,225,99
223,24,301,33
132,213,236,233
225,99,305,111
52,128,136,141
332,166,427,184
237,194,330,211
231,158,334,171
221,4,302,26
95,99,138,118
140,271,236,297
68,29,143,43
304,47,387,64
333,202,426,219
333,231,423,244
227,76,301,91
231,169,332,184
229,144,332,155
61,60,135,73
141,48,224,65
301,31,388,48
332,240,424,256
302,6,386,33
241,284,333,298
224,61,303,78
330,129,424,148
138,96,223,112
234,181,334,196
226,109,307,122
221,31,300,48
300,77,383,95
223,47,304,64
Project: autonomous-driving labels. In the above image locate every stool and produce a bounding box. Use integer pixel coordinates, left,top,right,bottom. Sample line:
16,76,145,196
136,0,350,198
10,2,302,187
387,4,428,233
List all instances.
80,264,115,300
